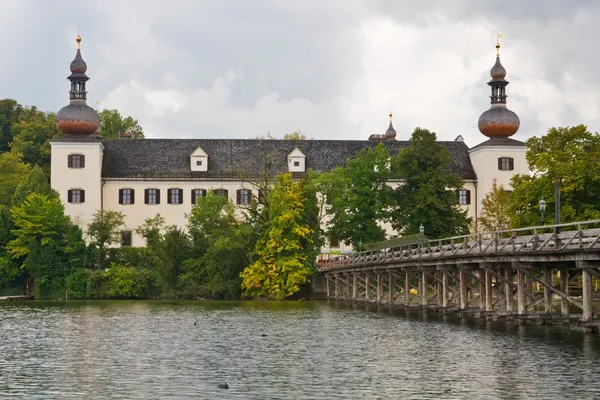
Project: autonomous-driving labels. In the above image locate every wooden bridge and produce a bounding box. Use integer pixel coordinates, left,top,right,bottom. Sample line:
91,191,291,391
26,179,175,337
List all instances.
318,220,600,333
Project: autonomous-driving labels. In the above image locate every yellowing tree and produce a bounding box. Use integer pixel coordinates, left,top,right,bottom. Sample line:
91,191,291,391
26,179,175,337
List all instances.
240,173,313,300
478,179,511,233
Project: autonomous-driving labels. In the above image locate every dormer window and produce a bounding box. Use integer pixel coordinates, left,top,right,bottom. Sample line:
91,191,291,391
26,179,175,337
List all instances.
288,148,306,172
190,147,208,172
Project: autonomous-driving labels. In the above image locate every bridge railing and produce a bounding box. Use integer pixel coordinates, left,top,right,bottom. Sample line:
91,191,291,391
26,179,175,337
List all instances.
318,220,600,271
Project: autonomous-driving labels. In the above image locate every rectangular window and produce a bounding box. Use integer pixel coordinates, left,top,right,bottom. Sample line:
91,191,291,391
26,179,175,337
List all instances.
330,235,340,248
191,189,207,205
498,157,514,171
293,161,300,167
68,154,85,168
196,160,203,166
459,189,471,205
121,231,132,247
119,188,135,205
67,189,85,203
237,189,252,205
213,189,228,198
145,189,160,205
167,188,183,204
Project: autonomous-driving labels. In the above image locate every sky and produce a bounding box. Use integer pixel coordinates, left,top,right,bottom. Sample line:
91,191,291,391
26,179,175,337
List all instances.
1,0,599,147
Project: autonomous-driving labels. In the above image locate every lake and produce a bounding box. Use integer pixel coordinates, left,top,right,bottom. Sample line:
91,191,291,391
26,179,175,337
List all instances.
1,300,599,399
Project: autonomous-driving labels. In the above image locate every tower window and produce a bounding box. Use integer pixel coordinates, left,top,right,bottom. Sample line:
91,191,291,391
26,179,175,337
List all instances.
145,189,160,205
191,189,207,205
237,189,252,205
459,189,471,205
498,157,514,171
68,154,85,168
121,231,132,247
167,188,183,204
196,160,203,166
119,189,135,205
294,161,300,167
67,189,85,204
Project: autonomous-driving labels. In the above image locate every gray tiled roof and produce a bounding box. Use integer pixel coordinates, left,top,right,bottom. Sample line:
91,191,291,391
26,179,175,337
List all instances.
101,139,477,180
469,137,526,151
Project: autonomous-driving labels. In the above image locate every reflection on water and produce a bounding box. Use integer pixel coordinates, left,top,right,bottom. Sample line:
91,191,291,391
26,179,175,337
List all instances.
1,300,600,399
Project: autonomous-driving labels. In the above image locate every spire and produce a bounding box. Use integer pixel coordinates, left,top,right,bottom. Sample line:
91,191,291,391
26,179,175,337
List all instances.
385,111,396,139
477,36,520,138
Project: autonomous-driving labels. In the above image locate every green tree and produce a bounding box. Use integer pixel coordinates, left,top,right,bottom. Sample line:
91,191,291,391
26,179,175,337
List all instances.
9,107,60,170
388,127,471,238
240,173,314,300
0,99,23,153
135,214,166,247
154,227,191,295
509,125,600,227
99,109,144,139
0,206,18,282
87,210,126,269
319,143,390,249
283,130,309,140
12,166,58,206
0,151,30,206
478,179,511,233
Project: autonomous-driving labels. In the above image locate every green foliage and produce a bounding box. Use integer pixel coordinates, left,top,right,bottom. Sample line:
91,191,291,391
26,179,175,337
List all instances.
106,247,162,271
87,210,125,269
25,244,69,299
154,227,191,295
283,130,309,140
319,143,390,249
12,166,58,206
66,269,92,299
478,179,511,233
0,99,23,153
240,173,314,300
9,107,60,170
388,127,471,238
509,125,600,227
99,109,145,139
135,214,166,247
104,264,156,299
0,151,30,206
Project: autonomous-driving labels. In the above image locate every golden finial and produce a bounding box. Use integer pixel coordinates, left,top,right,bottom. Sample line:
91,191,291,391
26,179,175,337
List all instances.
76,25,81,50
389,110,393,123
496,32,502,57
95,101,100,111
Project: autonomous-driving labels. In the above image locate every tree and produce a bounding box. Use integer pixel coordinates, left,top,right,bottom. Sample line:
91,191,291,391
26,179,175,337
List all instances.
318,143,390,249
0,99,23,153
9,107,60,170
478,179,511,233
87,210,126,269
135,214,167,248
0,151,30,206
509,125,600,227
388,127,471,238
99,109,144,139
283,130,309,140
12,166,58,206
240,173,314,300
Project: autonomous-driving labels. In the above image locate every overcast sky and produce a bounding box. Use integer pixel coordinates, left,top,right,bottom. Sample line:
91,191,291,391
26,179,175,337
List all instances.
1,0,599,147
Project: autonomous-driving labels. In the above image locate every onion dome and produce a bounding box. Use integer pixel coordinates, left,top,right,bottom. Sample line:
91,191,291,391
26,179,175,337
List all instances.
56,35,100,135
385,111,397,139
478,38,520,138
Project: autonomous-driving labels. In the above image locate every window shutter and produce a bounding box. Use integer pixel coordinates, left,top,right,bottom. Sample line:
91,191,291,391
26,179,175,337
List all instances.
178,189,183,204
498,158,502,170
68,155,73,168
237,190,241,205
81,155,85,168
130,189,135,205
80,190,85,203
191,190,196,205
156,189,160,204
466,190,471,205
67,190,72,203
167,189,172,204
119,189,123,204
144,189,149,204
509,158,514,170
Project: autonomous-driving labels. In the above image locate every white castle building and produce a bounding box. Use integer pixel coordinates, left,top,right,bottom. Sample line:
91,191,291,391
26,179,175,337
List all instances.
50,37,528,249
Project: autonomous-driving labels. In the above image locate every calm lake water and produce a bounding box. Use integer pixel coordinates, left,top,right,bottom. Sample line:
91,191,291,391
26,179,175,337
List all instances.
1,301,599,400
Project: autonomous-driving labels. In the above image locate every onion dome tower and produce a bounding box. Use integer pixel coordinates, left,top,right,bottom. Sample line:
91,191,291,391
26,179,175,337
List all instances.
56,35,101,135
385,111,397,139
477,38,520,138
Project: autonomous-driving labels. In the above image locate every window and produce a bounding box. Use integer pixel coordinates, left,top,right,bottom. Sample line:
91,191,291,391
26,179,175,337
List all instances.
191,189,207,205
119,189,135,205
293,161,300,167
330,235,340,248
258,189,269,205
498,157,514,171
196,160,203,166
121,231,132,247
68,154,85,168
237,189,252,205
213,189,228,198
167,188,183,204
145,189,160,204
67,189,85,203
459,189,471,205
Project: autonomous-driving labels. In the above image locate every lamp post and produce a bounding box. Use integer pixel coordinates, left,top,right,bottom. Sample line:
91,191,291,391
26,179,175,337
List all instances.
419,224,425,234
539,198,546,224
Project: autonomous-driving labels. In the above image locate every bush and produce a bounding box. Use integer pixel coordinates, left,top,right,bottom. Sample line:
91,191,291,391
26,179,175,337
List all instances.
66,269,92,299
106,247,161,270
104,264,157,299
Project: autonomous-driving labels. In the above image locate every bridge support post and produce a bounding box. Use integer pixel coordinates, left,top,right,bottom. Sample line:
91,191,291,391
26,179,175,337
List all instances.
437,271,443,306
485,268,493,312
389,270,395,305
544,268,553,313
334,274,339,299
479,268,486,310
326,277,330,298
517,269,526,315
560,268,569,315
404,270,411,305
578,261,596,322
459,269,468,309
505,267,514,312
377,273,383,303
365,274,371,302
420,271,428,306
352,273,358,301
442,271,449,308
